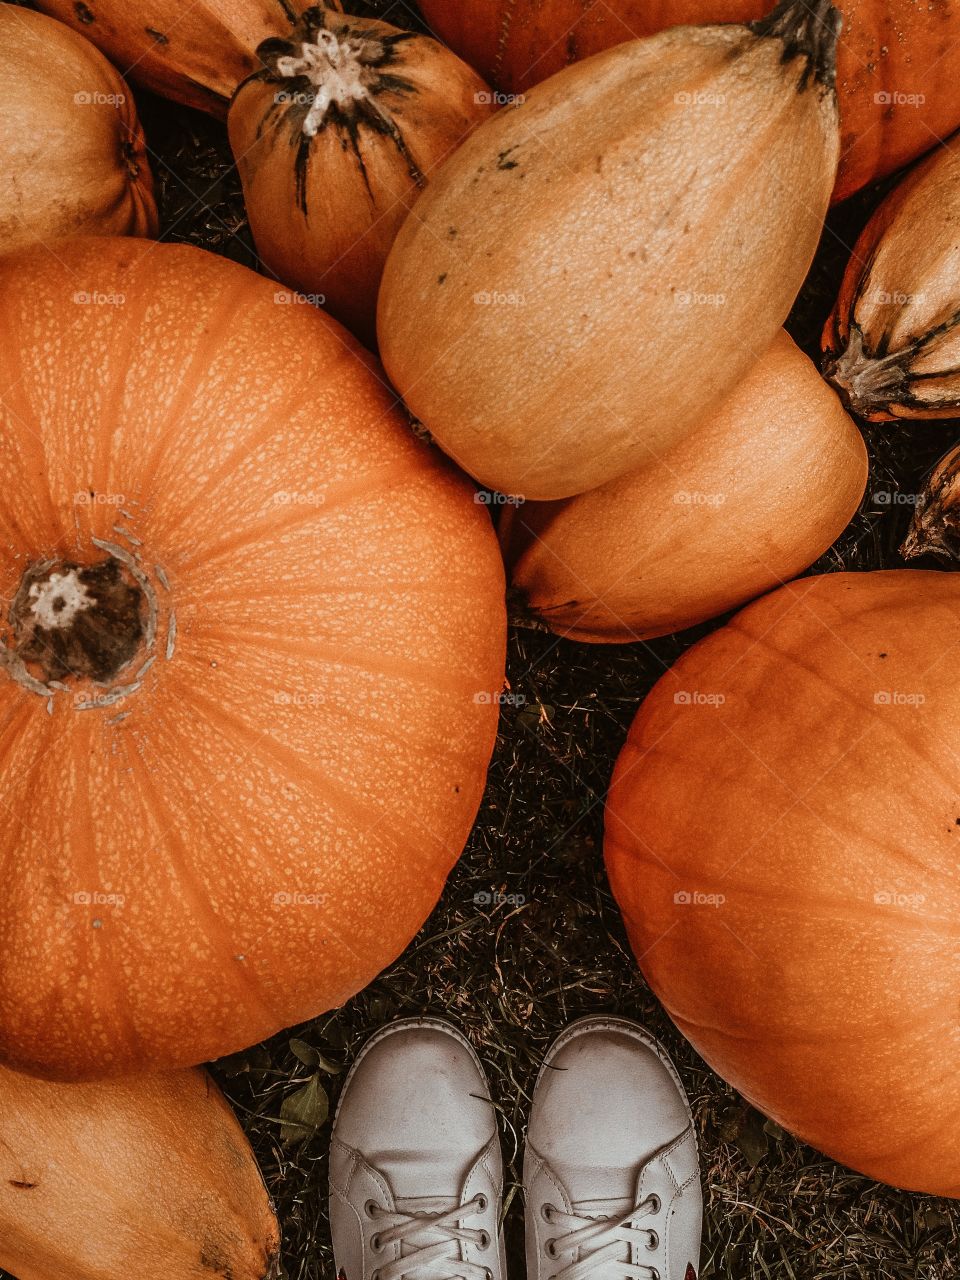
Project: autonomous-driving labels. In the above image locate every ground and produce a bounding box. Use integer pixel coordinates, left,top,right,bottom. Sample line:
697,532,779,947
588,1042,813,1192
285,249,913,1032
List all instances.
8,1,960,1277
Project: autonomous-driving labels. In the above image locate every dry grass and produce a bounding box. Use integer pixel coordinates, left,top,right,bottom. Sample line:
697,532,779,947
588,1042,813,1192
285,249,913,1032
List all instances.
6,2,960,1277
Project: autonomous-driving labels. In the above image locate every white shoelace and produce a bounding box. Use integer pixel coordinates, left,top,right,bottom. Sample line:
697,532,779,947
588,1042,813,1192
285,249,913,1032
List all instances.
543,1196,662,1280
368,1193,493,1280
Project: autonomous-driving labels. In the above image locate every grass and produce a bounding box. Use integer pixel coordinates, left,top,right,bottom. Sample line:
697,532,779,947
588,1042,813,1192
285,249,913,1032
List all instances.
7,1,960,1277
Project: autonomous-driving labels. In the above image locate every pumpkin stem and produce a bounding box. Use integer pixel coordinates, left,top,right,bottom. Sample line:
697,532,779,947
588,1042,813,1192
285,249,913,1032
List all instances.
822,325,910,418
8,557,146,686
902,443,960,562
749,0,841,94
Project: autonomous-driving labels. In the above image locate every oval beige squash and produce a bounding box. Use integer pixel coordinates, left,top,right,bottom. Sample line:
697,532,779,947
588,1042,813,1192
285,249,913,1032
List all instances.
0,5,157,253
378,0,840,501
500,331,867,642
0,1064,280,1280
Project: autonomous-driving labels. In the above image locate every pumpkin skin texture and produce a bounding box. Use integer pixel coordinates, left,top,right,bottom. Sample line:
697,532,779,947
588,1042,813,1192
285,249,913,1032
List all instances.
418,0,960,202
822,135,960,421
33,0,314,117
0,5,157,253
0,1064,280,1280
229,6,494,347
499,332,867,642
605,570,960,1196
0,237,505,1082
378,4,840,501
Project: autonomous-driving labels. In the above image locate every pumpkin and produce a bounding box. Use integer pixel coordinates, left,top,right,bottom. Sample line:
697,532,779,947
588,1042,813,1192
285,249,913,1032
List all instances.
0,236,506,1081
0,5,157,253
902,442,960,561
499,331,867,642
33,0,314,117
0,1062,279,1280
605,569,960,1196
822,134,960,421
378,0,840,501
229,4,494,346
418,0,960,202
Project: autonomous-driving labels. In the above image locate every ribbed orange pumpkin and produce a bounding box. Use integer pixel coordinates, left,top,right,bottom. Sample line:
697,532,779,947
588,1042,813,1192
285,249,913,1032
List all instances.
606,570,960,1196
0,237,505,1081
0,5,156,252
419,0,960,201
0,1064,279,1280
34,0,313,116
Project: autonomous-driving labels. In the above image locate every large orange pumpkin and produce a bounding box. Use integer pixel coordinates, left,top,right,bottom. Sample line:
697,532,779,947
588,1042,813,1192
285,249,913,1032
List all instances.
0,5,156,252
0,237,505,1081
34,0,313,116
418,0,960,201
606,570,960,1196
0,1064,279,1280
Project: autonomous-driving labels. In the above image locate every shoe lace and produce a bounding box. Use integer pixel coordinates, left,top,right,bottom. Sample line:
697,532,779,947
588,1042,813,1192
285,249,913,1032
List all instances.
368,1193,492,1280
543,1195,662,1280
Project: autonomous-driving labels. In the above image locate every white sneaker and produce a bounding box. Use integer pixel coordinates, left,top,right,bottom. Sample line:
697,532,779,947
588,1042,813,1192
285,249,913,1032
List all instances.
523,1017,702,1280
329,1017,507,1280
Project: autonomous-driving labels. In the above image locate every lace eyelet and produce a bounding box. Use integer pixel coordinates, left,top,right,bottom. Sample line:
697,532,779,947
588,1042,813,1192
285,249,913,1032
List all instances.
371,1234,384,1253
545,1239,558,1259
647,1194,662,1214
364,1200,380,1218
484,1269,494,1280
479,1230,492,1250
650,1271,661,1280
372,1272,382,1280
647,1229,660,1251
541,1204,555,1223
475,1193,488,1212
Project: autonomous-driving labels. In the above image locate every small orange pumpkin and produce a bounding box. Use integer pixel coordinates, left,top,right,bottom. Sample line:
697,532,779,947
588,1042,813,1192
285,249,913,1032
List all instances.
419,0,960,202
0,237,505,1081
606,569,960,1196
229,4,494,346
0,1063,280,1280
0,5,156,252
500,332,867,642
34,0,314,116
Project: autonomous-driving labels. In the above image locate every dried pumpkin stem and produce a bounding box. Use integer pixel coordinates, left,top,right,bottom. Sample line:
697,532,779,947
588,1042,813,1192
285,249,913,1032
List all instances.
902,442,960,561
749,0,841,93
822,324,911,418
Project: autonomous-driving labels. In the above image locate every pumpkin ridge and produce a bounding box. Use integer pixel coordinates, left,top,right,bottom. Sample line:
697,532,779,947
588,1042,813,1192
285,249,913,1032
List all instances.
121,734,287,1030
0,316,64,549
661,997,954,1044
175,453,436,572
175,676,477,869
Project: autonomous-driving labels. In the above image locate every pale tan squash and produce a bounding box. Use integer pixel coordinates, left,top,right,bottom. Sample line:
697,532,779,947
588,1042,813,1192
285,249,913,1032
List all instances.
378,0,841,500
500,332,867,642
